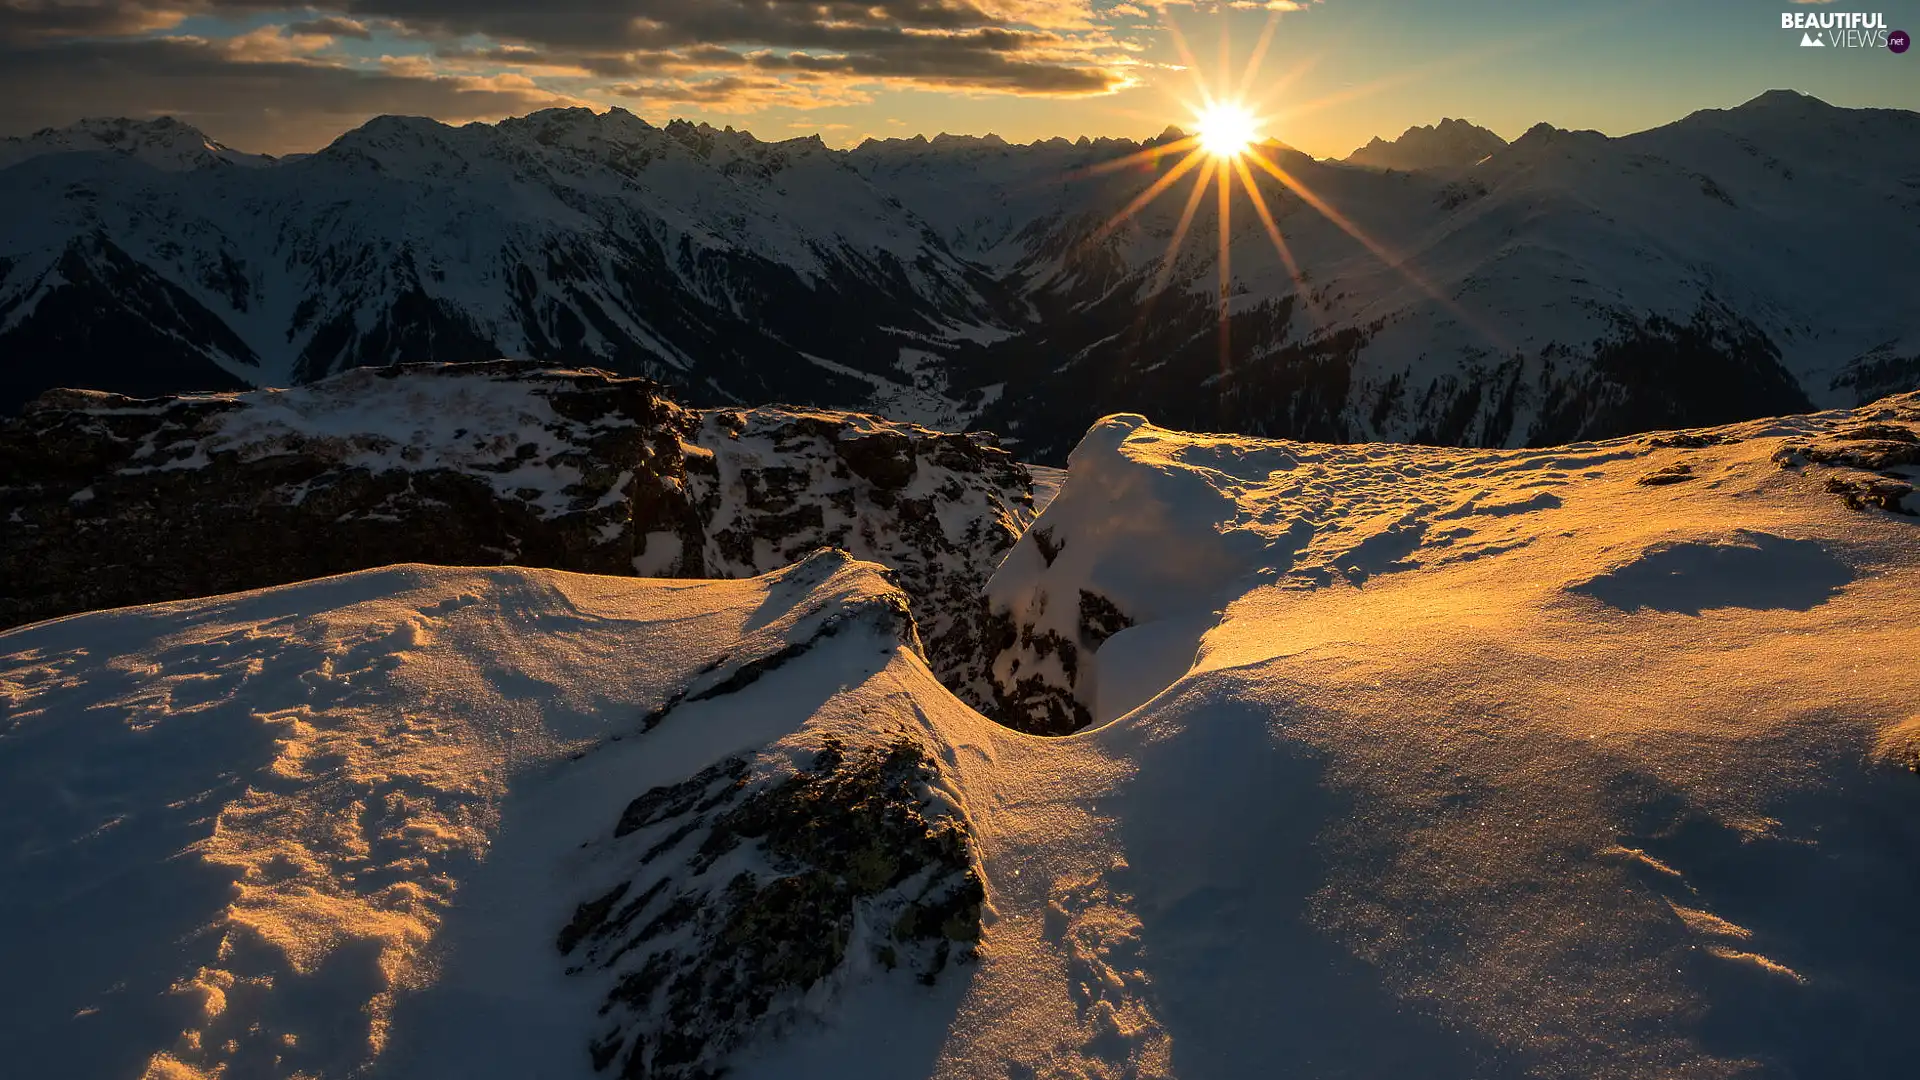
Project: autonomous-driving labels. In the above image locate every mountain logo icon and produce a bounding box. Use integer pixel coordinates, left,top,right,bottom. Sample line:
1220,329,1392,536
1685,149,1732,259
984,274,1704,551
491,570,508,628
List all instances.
1801,32,1825,47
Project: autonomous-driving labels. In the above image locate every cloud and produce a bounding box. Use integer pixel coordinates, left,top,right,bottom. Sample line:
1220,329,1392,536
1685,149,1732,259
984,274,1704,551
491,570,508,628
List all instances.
0,1,1147,147
0,0,191,43
606,73,878,113
287,15,373,39
359,0,1138,94
0,34,574,153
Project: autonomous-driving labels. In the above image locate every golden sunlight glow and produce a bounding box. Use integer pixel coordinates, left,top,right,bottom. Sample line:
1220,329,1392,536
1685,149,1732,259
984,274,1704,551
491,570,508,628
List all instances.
1195,102,1258,159
1069,8,1505,371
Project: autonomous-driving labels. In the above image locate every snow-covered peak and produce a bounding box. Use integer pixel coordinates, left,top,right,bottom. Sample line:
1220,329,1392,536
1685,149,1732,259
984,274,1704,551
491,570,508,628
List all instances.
1505,120,1612,154
1344,117,1509,170
499,105,656,150
312,113,492,175
1733,88,1837,115
0,116,275,172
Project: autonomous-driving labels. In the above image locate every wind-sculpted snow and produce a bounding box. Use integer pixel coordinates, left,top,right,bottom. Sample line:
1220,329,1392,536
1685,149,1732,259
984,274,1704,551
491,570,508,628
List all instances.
0,551,987,1080
6,393,1920,1079
987,390,1920,734
960,392,1920,1078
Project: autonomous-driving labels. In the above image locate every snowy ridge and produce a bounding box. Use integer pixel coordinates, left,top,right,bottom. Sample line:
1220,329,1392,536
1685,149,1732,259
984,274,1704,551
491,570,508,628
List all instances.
1343,117,1509,170
0,116,276,172
0,553,985,1080
4,393,1920,1077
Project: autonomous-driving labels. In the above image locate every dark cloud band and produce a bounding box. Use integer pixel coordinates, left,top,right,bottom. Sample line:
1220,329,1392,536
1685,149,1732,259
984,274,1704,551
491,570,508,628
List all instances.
0,1,1130,148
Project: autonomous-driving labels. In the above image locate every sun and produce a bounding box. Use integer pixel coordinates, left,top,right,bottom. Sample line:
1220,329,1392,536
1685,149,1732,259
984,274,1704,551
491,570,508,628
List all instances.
1195,102,1258,159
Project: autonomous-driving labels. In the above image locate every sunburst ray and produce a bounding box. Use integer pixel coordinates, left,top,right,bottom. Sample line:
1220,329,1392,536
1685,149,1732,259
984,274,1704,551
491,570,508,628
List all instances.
1231,156,1318,328
1151,158,1220,295
1243,148,1507,350
1069,7,1518,366
1090,147,1208,242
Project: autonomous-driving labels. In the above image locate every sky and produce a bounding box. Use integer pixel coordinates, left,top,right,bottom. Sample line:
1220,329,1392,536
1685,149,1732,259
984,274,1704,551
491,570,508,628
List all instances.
0,1,1915,158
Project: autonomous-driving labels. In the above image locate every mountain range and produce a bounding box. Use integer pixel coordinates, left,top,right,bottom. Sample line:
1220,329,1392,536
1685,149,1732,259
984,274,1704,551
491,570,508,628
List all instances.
1,90,1915,460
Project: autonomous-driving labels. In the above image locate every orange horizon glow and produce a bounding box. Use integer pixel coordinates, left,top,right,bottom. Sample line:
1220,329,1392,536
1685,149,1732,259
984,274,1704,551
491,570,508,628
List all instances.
1074,9,1506,369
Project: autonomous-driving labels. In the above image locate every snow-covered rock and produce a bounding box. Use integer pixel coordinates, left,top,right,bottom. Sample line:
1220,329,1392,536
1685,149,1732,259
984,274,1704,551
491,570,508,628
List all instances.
6,390,1920,1078
0,362,1037,711
683,407,1036,708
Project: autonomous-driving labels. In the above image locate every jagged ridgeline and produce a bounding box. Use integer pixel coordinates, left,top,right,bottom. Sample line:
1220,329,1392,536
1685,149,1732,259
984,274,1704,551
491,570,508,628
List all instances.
2,92,1916,462
0,361,1035,714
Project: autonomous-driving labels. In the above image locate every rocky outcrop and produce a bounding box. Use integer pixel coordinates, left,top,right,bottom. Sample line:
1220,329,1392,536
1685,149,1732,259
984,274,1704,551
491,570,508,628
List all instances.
0,362,701,631
1772,394,1920,516
978,587,1140,737
563,735,983,1080
0,362,1037,714
683,407,1035,709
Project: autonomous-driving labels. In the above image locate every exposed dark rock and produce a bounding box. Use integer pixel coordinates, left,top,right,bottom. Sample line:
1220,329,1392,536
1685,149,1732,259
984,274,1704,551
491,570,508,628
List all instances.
978,594,1098,737
566,737,983,1080
1078,590,1134,650
1644,431,1733,450
684,408,1036,711
1823,476,1915,516
1638,463,1697,486
1032,526,1063,567
1796,439,1920,472
977,589,1135,737
989,671,1094,738
836,431,919,489
1770,391,1920,516
1834,423,1920,445
0,362,700,632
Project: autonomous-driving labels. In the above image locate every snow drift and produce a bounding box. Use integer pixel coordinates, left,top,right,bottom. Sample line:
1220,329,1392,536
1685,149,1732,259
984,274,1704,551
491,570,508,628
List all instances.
4,392,1920,1079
